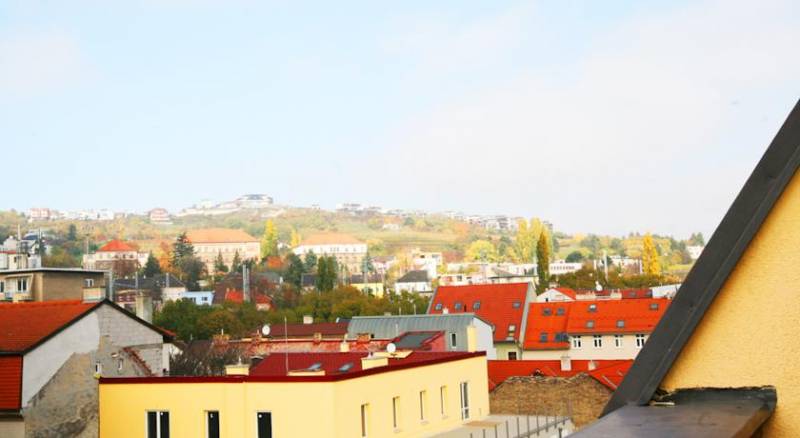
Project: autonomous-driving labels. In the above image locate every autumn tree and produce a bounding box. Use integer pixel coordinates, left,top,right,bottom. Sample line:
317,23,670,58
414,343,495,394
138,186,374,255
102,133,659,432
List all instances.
466,240,499,262
536,229,551,291
260,220,279,259
290,227,301,248
510,218,541,263
642,233,661,276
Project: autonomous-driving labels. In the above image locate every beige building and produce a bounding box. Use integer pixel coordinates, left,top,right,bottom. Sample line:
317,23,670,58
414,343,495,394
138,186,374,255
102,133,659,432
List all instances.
293,233,367,273
82,239,149,273
0,268,107,302
186,228,260,273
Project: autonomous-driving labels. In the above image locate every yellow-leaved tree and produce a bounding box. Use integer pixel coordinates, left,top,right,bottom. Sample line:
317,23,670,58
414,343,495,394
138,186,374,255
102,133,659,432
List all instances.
641,233,661,275
260,220,279,259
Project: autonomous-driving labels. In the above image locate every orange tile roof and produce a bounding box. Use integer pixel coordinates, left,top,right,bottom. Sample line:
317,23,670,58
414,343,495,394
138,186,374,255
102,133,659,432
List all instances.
0,356,22,410
186,228,258,244
523,302,573,350
566,298,669,335
98,239,137,252
429,283,530,342
487,359,633,391
553,287,577,299
298,233,364,246
222,290,273,306
0,300,98,352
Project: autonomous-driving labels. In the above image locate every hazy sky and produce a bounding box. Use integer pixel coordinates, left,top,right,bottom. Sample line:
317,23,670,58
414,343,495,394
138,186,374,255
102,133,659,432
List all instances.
1,1,798,238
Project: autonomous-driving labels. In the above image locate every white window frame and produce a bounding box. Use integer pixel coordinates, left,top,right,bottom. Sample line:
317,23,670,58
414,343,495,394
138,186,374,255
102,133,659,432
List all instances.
145,410,169,438
459,381,470,420
419,390,427,422
635,334,647,348
360,404,369,437
440,386,448,417
206,410,220,438
593,335,603,348
392,396,401,430
571,336,582,349
614,335,623,348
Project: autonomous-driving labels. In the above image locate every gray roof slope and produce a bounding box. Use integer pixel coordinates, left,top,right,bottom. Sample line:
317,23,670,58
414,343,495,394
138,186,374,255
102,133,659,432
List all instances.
348,313,491,338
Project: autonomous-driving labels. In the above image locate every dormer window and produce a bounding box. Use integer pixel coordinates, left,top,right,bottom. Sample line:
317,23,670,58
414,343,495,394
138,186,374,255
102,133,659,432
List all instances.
586,320,595,328
434,303,443,311
588,304,597,313
472,301,481,310
616,320,625,328
649,303,659,311
542,307,552,316
539,332,548,343
556,307,565,316
454,302,463,311
512,301,521,309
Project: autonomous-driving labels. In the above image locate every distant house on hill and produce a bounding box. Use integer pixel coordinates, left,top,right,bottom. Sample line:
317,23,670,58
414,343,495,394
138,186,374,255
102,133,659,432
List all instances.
395,270,432,295
82,239,149,276
186,228,260,273
293,233,367,273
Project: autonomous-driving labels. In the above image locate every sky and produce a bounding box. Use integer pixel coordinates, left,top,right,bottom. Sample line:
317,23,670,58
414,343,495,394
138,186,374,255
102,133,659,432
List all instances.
1,0,798,238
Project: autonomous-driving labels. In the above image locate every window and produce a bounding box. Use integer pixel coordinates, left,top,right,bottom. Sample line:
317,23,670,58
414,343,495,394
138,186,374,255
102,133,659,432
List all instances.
360,404,369,437
616,320,625,328
586,320,595,328
507,351,517,360
450,333,457,349
636,334,647,348
117,358,124,372
84,279,95,288
472,301,481,310
206,411,220,438
593,335,603,348
392,396,401,429
0,281,4,293
588,303,597,312
649,303,659,311
556,307,565,316
572,336,582,348
146,411,169,438
454,302,463,311
539,332,548,343
434,303,442,311
614,335,623,348
512,301,521,309
95,362,102,375
459,382,470,420
419,390,427,421
440,386,448,417
16,278,28,292
256,412,272,438
542,307,552,316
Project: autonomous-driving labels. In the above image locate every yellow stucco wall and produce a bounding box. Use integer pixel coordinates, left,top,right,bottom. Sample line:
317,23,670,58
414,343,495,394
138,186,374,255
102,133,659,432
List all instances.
99,355,488,438
494,343,522,360
661,169,800,437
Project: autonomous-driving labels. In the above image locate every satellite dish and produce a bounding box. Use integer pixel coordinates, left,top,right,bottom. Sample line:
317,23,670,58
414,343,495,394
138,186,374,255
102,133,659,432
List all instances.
261,324,271,336
386,343,396,354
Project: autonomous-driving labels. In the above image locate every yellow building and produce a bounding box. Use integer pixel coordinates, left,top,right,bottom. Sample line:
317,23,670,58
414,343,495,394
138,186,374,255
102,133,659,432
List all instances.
575,101,800,437
100,351,488,438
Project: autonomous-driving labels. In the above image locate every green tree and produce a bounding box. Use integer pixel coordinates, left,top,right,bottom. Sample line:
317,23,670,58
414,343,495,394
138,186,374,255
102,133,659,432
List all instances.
172,232,194,265
689,232,705,246
197,308,245,338
284,253,306,288
466,240,499,262
142,252,162,277
67,224,78,241
316,256,338,292
642,233,661,276
176,256,207,291
260,220,279,259
565,251,584,263
153,299,213,340
230,251,242,273
536,230,551,291
304,251,318,271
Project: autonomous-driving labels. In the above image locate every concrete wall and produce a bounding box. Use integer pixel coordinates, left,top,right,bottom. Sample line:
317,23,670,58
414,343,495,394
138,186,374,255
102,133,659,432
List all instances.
0,419,24,438
522,334,646,361
99,355,489,438
38,272,106,301
495,343,521,361
490,375,611,429
661,170,800,437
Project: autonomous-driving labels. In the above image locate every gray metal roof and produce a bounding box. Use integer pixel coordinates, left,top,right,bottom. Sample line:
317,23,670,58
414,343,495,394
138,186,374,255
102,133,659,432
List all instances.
347,313,491,338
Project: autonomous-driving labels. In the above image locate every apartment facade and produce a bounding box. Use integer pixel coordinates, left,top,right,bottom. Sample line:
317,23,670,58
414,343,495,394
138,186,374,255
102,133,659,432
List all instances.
99,351,488,438
82,239,149,272
293,233,367,273
0,268,107,302
186,228,260,273
521,299,670,361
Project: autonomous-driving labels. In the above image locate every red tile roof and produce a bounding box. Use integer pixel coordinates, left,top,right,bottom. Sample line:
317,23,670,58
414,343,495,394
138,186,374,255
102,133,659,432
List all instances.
0,356,22,410
0,301,98,352
429,283,530,342
221,290,273,306
267,322,349,338
523,302,572,350
566,298,669,335
487,359,633,391
98,239,137,252
186,228,258,244
553,287,577,299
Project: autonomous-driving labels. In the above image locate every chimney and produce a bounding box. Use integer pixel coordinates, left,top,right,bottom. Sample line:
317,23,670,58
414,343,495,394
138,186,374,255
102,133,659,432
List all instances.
361,354,389,370
466,325,477,352
303,315,313,325
134,294,153,323
560,356,572,372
